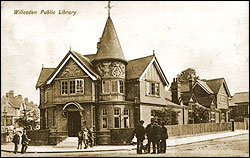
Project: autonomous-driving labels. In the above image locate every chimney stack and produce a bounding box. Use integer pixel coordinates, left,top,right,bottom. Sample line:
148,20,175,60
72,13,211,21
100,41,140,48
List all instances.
171,78,181,105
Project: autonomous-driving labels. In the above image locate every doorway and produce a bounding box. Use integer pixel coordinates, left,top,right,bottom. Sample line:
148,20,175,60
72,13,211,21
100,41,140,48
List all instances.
68,111,81,137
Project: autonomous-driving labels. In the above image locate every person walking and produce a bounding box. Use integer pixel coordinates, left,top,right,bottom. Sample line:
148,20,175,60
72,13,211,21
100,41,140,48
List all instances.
145,118,154,154
12,131,20,154
152,120,161,154
82,127,89,149
21,130,30,154
160,122,168,153
77,130,83,149
133,120,145,154
87,128,93,147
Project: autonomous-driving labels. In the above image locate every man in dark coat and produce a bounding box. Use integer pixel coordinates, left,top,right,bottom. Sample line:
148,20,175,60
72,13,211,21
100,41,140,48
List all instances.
152,121,161,154
133,120,145,154
12,131,20,154
145,118,154,153
21,130,30,154
160,122,168,153
77,130,83,149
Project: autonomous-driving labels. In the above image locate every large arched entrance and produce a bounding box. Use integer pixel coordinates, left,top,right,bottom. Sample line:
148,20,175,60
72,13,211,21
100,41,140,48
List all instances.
63,102,84,137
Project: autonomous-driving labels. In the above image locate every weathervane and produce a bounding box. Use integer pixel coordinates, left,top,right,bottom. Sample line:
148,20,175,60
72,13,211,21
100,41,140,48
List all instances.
105,1,113,17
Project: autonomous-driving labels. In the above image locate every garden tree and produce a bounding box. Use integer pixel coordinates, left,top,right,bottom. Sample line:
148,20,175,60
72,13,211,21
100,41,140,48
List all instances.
154,108,180,125
15,108,40,130
192,105,210,123
177,68,199,83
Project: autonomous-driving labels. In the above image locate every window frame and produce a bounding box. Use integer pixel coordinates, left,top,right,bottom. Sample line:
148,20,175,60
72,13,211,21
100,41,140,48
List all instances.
102,109,108,129
146,81,160,97
102,80,111,94
76,79,84,94
114,108,121,128
61,80,68,95
69,80,76,95
124,108,129,128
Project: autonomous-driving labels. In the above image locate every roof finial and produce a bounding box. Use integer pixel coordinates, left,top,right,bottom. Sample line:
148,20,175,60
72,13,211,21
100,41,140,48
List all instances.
69,45,72,51
153,50,155,56
42,64,44,68
105,1,113,17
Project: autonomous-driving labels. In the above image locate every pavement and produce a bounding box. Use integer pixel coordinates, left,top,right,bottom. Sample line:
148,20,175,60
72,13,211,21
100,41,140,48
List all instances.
1,130,248,153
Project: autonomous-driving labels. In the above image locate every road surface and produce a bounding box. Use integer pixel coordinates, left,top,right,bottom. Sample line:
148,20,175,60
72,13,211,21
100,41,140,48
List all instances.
1,133,249,157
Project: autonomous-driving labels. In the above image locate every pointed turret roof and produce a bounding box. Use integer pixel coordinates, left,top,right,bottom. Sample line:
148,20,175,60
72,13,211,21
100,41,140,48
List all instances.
93,16,127,64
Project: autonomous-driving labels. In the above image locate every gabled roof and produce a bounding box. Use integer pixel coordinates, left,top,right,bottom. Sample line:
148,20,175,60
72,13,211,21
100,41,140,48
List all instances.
84,54,96,62
193,80,214,94
1,97,23,109
126,55,154,80
181,92,192,105
196,96,215,108
93,17,127,64
206,78,231,96
230,92,249,105
44,50,100,86
126,54,169,86
36,68,55,89
71,51,98,77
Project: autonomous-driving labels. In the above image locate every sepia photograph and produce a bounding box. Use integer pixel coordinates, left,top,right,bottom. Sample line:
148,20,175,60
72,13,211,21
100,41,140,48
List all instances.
1,1,249,157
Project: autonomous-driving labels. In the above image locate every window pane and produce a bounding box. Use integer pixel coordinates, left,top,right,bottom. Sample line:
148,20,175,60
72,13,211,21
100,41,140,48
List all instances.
103,81,110,93
146,82,150,95
124,117,129,128
114,117,120,128
102,109,107,116
103,117,108,128
76,79,84,93
70,80,75,94
112,80,118,93
61,81,68,95
155,83,159,96
151,83,155,95
114,109,120,115
124,109,129,115
119,81,124,93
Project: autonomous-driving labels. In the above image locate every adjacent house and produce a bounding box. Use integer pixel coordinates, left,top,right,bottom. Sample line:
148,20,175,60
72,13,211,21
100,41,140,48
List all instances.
36,13,187,145
229,92,249,122
171,78,232,123
1,90,23,131
1,90,40,132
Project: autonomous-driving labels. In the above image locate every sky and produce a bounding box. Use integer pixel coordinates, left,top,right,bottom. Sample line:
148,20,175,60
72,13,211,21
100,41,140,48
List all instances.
1,1,249,104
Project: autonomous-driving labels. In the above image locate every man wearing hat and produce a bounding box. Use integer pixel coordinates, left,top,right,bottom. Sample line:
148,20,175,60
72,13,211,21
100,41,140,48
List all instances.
12,130,21,154
133,120,145,154
145,118,155,153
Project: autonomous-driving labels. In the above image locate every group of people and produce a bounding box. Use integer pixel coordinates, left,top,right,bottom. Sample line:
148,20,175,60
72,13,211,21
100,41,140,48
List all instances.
133,118,168,154
12,130,31,154
77,126,93,149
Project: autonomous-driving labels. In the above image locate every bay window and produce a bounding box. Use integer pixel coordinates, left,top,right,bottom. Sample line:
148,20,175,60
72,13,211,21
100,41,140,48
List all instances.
102,109,108,128
124,109,129,128
102,80,125,94
114,108,120,128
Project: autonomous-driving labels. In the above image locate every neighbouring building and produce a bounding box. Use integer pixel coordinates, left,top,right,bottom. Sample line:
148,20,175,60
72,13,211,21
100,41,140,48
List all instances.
1,90,23,132
229,92,249,122
1,90,40,132
171,78,232,123
36,10,187,145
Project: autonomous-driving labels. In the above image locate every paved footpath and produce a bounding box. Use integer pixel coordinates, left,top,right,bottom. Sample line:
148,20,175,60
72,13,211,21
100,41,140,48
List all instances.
1,130,248,153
